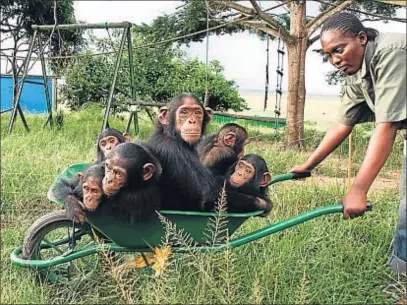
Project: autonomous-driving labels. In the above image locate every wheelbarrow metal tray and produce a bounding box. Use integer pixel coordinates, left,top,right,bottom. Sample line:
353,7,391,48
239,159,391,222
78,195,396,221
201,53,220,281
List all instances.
86,209,263,249
48,162,263,249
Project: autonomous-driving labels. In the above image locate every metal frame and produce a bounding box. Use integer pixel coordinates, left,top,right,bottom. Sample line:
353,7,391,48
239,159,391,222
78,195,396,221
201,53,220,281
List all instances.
6,21,138,135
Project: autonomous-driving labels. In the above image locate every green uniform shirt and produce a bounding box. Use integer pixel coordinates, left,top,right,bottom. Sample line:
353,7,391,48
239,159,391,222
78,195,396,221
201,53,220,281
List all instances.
339,32,407,130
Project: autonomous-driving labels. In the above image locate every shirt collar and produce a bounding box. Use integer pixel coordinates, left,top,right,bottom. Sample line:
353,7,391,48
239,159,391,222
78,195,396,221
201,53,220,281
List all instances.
360,40,375,79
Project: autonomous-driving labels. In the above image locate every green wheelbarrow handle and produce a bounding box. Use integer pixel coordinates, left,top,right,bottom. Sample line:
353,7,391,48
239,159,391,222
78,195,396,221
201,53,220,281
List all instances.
173,202,373,253
268,172,311,186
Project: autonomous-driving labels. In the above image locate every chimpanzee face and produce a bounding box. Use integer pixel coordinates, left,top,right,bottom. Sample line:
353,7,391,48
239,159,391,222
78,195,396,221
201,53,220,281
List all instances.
229,160,255,187
102,156,127,196
82,176,103,211
175,98,205,144
99,135,121,157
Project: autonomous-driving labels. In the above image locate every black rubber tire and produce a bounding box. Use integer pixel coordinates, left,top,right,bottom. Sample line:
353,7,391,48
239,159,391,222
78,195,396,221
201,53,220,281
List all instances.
22,210,72,259
21,210,97,283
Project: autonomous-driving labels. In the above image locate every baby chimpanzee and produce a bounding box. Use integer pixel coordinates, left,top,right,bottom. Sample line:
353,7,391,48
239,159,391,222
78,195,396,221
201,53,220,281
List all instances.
225,154,272,216
197,123,249,176
51,163,105,223
96,128,131,162
100,142,162,223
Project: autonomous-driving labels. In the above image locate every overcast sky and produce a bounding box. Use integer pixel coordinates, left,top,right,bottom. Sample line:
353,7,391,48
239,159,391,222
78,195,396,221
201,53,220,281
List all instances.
1,1,406,96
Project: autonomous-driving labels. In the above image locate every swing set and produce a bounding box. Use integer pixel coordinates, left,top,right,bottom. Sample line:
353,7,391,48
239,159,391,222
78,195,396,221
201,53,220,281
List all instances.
4,15,287,135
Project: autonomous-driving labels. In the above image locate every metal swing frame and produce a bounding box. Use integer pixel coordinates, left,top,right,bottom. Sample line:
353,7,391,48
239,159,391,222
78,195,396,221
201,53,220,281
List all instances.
6,22,138,135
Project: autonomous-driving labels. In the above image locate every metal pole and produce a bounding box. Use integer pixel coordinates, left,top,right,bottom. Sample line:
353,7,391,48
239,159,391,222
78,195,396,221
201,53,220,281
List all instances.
204,5,210,107
101,28,128,131
263,35,270,112
37,35,53,129
32,22,132,31
126,27,139,135
7,30,38,134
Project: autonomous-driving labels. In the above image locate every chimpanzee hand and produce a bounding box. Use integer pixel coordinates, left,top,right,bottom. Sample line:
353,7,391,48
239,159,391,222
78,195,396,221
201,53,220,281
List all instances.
256,197,272,217
64,195,86,223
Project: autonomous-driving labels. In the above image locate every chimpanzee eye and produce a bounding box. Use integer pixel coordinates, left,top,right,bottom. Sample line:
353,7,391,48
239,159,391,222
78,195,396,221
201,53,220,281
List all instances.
180,109,188,115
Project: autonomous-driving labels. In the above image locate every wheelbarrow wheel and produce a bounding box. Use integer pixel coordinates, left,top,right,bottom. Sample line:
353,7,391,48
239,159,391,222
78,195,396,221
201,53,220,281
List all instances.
22,210,100,284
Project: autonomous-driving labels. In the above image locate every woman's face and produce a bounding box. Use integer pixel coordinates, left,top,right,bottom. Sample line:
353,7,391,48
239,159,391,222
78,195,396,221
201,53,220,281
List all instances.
321,30,367,76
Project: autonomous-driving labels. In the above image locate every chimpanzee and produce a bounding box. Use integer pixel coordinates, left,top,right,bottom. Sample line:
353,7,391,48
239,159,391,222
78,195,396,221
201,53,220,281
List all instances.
96,128,131,163
225,154,273,216
146,93,219,211
146,93,265,213
197,123,249,175
51,163,106,223
100,142,162,223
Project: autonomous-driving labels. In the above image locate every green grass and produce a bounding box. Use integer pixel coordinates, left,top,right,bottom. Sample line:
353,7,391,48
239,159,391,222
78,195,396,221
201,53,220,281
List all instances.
1,110,405,304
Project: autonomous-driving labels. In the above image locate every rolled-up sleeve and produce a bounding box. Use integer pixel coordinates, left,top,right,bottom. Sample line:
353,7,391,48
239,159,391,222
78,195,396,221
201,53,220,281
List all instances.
373,48,407,124
339,81,375,126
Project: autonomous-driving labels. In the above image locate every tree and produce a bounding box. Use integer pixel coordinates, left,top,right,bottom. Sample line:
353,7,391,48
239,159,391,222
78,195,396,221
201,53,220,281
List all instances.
0,0,84,107
61,31,248,112
140,0,400,148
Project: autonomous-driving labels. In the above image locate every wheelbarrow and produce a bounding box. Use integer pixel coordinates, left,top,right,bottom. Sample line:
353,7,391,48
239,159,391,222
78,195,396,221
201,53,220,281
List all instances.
10,163,372,283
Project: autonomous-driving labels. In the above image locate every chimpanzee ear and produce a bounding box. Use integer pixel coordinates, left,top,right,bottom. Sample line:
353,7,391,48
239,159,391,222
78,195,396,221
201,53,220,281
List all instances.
205,107,213,120
123,132,132,142
142,163,156,181
259,172,272,187
158,106,169,125
78,172,84,182
223,132,236,147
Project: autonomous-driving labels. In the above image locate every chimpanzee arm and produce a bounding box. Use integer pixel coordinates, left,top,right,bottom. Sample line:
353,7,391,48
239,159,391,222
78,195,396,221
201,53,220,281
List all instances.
196,133,217,160
224,188,264,213
51,176,80,201
51,176,85,223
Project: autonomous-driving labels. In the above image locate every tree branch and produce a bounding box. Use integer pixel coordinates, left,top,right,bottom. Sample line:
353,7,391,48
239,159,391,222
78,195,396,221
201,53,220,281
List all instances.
306,0,358,37
249,0,291,41
250,0,281,27
220,1,256,16
218,0,293,44
239,20,281,38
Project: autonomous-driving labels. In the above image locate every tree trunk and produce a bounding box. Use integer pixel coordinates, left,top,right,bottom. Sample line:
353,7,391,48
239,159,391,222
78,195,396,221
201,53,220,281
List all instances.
285,1,308,149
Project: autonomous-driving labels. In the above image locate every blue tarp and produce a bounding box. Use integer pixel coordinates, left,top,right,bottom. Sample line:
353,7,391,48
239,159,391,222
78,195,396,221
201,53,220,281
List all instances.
1,74,54,114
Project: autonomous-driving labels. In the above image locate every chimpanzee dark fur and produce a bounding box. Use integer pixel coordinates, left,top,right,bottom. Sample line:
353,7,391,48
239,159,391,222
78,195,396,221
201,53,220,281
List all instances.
197,123,248,176
147,93,261,213
100,142,162,223
225,154,272,215
147,94,218,210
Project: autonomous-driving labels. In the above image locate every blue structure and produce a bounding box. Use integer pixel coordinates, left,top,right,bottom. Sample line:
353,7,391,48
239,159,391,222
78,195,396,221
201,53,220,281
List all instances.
1,74,54,114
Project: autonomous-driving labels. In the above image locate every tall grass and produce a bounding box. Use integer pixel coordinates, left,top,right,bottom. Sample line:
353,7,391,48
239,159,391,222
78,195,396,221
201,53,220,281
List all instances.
1,110,405,304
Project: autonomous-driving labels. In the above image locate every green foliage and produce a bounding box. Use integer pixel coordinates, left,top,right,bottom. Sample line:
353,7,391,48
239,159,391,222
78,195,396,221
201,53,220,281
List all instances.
0,0,85,69
61,31,248,112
